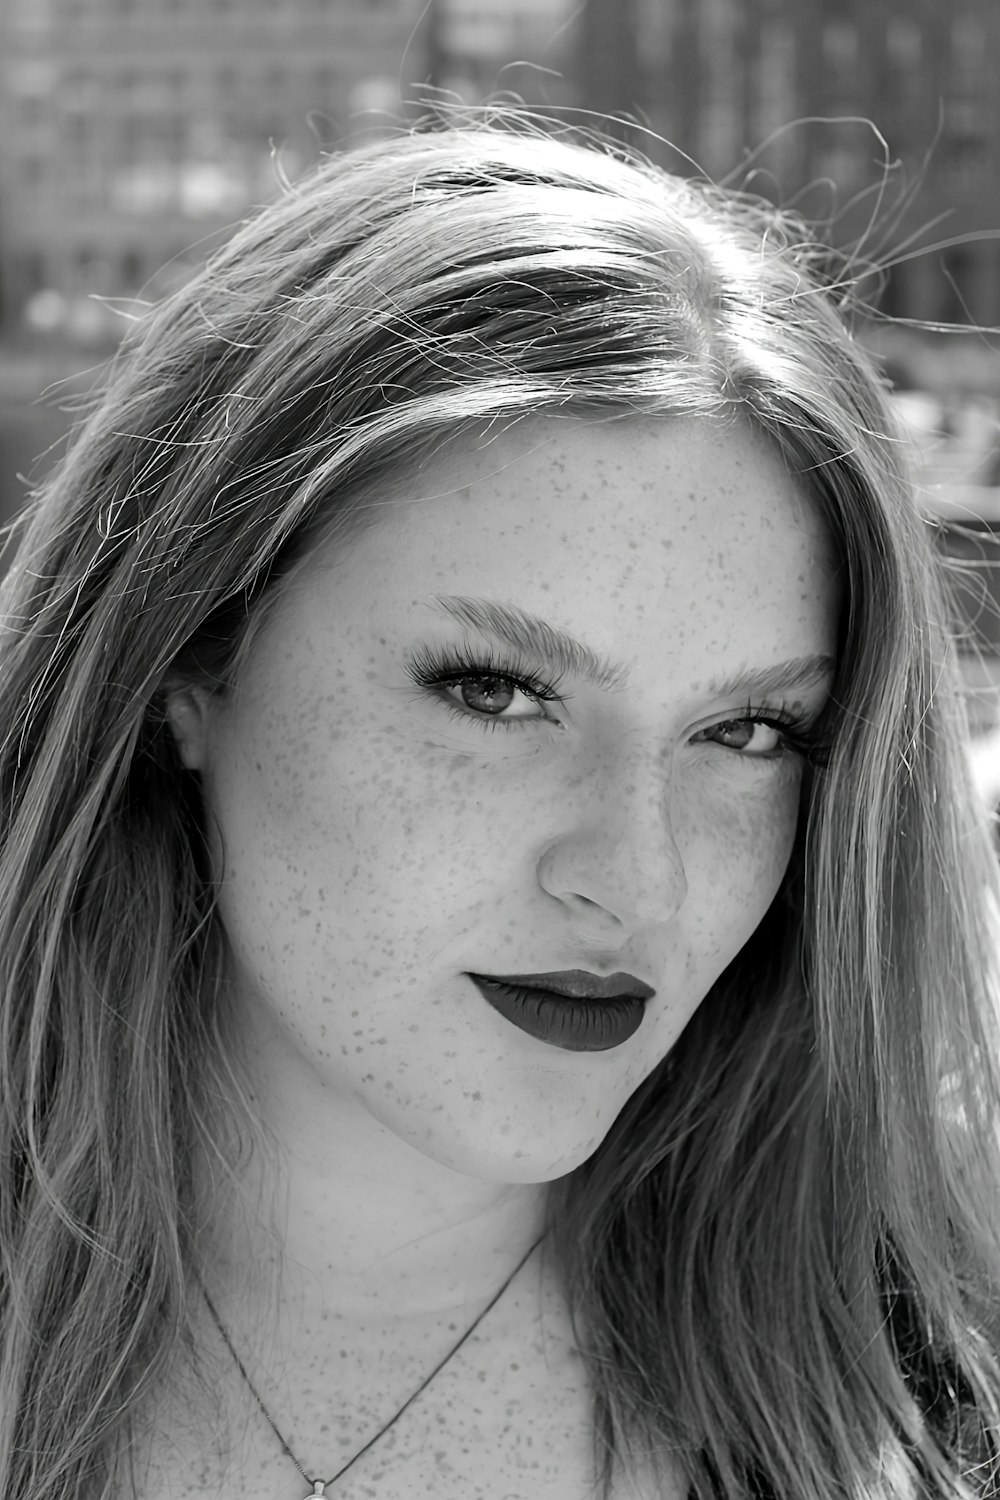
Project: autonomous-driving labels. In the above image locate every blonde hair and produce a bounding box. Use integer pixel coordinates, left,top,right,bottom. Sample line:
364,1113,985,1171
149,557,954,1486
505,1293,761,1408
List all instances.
1,112,998,1500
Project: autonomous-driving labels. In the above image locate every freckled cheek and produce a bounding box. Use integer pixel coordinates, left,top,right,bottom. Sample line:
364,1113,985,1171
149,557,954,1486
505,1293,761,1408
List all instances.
211,711,478,925
693,776,802,928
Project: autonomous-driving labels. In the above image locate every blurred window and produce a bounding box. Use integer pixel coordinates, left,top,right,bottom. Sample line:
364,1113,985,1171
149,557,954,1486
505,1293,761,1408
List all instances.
13,94,47,131
753,19,796,156
8,59,56,116
813,143,864,193
214,66,240,102
71,246,99,289
313,67,339,98
62,70,97,111
18,156,45,191
951,13,986,90
9,0,52,29
138,74,174,113
62,109,95,187
943,134,992,197
114,71,141,114
821,17,860,115
822,18,857,72
885,15,921,72
121,249,143,289
938,250,973,326
16,251,47,297
636,0,673,68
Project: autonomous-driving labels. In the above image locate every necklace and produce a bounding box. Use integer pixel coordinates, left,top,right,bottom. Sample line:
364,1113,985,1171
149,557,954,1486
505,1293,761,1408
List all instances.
198,1231,546,1498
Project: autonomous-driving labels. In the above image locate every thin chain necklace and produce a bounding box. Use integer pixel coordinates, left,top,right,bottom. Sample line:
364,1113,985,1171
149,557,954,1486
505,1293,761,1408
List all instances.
198,1231,546,1498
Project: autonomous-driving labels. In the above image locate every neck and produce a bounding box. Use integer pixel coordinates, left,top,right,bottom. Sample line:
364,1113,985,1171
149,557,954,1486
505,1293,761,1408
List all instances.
189,1030,551,1353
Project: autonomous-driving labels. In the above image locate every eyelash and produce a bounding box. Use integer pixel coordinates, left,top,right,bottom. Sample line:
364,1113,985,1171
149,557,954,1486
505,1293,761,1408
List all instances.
403,643,568,733
403,643,831,766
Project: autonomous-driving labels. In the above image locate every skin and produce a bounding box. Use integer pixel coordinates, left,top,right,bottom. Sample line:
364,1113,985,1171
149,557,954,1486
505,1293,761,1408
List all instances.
162,412,840,1494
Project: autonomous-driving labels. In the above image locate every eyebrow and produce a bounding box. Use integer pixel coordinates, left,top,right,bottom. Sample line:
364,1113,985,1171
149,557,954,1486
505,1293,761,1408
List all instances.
422,594,835,701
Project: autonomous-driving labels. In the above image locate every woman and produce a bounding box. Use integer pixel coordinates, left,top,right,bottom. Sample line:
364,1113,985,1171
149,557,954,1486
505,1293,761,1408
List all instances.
1,114,998,1500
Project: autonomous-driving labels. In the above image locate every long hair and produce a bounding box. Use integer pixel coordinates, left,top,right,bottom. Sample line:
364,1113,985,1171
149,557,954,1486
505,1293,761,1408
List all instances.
1,113,999,1500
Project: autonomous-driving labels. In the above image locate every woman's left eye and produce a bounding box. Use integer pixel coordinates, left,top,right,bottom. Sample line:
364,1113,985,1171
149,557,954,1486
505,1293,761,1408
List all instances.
694,717,792,758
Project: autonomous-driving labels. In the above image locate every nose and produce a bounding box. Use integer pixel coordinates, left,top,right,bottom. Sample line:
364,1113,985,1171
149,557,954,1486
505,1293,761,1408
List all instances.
537,754,689,936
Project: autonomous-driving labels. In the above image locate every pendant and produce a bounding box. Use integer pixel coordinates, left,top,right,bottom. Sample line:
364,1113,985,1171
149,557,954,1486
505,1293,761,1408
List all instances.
306,1484,326,1497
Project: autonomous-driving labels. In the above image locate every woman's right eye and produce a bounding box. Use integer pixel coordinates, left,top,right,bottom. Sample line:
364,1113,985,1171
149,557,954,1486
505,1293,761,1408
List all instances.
403,646,567,734
426,669,558,732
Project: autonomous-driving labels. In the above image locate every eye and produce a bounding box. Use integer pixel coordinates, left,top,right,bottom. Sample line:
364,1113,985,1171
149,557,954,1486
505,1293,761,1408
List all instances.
403,644,566,733
692,704,829,763
439,670,551,727
698,717,786,757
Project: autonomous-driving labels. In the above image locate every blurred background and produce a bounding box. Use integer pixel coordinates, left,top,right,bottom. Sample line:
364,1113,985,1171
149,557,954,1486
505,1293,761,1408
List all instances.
2,0,1000,794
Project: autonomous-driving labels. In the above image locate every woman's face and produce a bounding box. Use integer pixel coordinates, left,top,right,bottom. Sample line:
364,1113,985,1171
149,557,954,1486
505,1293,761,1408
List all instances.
168,415,839,1183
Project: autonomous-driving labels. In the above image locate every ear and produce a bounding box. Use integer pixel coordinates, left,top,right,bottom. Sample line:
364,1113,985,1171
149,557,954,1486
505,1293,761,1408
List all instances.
162,683,214,771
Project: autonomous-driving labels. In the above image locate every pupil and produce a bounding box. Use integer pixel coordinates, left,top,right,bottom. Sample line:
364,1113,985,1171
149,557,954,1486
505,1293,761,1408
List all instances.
724,721,753,747
465,677,514,713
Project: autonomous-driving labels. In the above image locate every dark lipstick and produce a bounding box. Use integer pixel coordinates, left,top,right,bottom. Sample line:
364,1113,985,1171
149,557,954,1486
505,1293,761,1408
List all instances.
466,970,654,1052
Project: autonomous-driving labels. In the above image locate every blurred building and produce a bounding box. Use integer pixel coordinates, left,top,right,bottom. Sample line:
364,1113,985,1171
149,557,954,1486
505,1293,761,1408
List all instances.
428,0,575,111
0,0,433,343
1,0,999,338
576,0,1000,330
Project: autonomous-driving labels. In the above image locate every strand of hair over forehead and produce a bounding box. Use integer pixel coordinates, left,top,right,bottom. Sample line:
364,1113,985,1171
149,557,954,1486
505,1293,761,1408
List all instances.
198,104,870,324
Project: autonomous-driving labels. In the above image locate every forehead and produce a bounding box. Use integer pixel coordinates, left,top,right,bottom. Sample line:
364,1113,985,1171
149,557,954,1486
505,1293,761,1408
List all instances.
298,414,840,681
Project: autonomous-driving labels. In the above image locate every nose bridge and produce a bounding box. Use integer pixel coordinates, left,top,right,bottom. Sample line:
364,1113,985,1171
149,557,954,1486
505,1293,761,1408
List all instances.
619,742,687,868
584,735,690,916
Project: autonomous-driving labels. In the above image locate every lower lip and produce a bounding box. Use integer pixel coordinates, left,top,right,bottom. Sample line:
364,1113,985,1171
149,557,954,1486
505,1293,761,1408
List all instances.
466,975,647,1052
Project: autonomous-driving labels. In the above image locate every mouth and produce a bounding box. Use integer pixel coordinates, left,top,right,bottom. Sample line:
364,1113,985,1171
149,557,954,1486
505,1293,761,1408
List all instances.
476,969,655,1001
465,973,651,1052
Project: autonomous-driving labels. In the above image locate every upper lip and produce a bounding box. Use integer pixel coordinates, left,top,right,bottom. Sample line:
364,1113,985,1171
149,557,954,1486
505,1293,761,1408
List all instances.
469,969,655,1001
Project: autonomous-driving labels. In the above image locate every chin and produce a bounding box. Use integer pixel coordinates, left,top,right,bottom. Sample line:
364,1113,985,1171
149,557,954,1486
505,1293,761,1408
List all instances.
407,1119,614,1186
